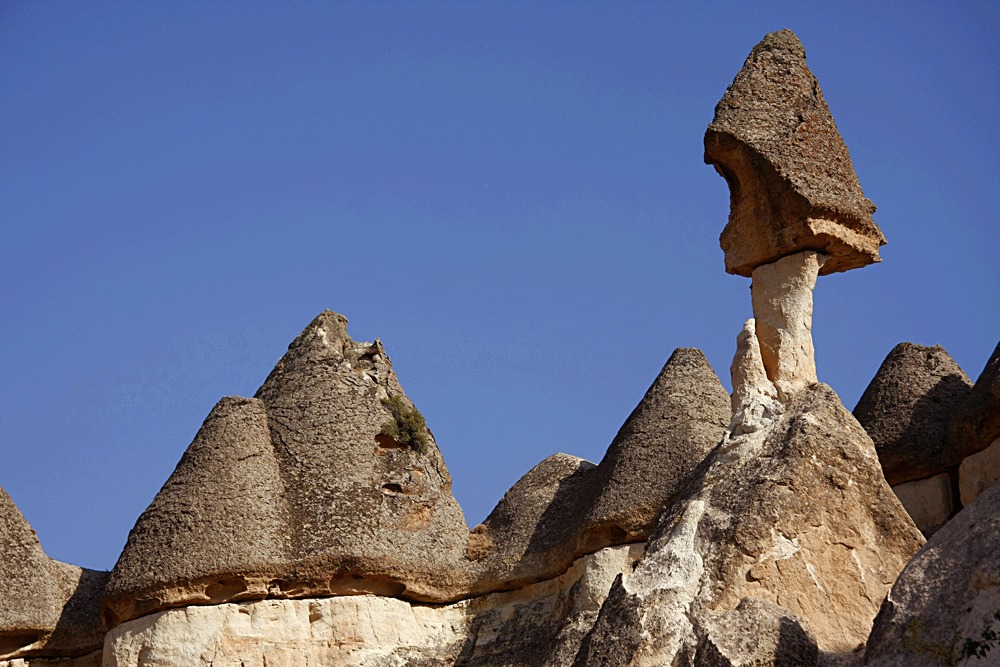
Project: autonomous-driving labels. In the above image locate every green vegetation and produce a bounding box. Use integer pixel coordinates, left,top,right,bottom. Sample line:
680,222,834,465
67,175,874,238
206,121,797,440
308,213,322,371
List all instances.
961,610,1000,661
380,395,430,455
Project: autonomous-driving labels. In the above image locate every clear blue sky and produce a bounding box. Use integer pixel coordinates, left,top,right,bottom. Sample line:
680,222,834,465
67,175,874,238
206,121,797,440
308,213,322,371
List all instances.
2,1,997,572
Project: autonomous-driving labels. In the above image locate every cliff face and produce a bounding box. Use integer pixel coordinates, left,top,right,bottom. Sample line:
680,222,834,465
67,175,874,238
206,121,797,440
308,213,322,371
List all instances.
3,28,998,667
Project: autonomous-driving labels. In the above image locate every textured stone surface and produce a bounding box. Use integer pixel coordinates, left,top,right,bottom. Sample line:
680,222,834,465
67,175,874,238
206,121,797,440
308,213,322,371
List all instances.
959,436,1000,507
695,598,820,667
751,251,827,400
574,383,923,665
0,488,108,662
105,311,473,626
105,544,645,667
470,347,730,595
854,343,973,485
866,475,1000,667
0,653,101,667
950,339,1000,461
705,29,884,277
890,473,955,537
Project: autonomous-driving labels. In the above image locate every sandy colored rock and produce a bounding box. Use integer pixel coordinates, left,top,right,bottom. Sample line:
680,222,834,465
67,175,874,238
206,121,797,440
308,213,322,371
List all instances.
890,472,955,537
705,29,884,277
949,339,1000,460
854,342,973,485
574,383,923,665
105,311,472,626
470,348,730,595
0,488,108,662
959,436,1000,506
695,598,820,667
105,544,645,667
865,473,1000,667
751,251,827,400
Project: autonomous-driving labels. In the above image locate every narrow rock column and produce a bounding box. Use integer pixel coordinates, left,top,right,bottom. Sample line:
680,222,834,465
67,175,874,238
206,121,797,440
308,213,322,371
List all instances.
750,250,828,401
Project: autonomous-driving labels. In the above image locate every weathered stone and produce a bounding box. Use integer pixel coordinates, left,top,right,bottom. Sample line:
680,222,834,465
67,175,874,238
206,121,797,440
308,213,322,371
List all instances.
853,343,973,485
865,474,1000,667
705,29,884,277
470,348,730,595
0,488,108,662
574,384,923,665
949,339,1000,460
751,251,827,400
695,598,819,667
959,436,1000,506
105,311,473,626
104,544,645,667
890,473,955,537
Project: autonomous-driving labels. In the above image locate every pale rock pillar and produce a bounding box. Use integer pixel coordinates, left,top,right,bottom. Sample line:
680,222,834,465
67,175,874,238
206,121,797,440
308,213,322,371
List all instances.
750,250,828,401
729,318,781,434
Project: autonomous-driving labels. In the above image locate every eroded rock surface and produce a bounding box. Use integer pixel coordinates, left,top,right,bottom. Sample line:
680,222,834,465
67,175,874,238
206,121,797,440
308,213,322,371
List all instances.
105,544,645,667
865,476,1000,667
705,29,884,277
890,473,955,537
470,348,730,595
0,488,108,663
853,343,972,485
949,340,1000,463
104,311,473,626
574,384,923,665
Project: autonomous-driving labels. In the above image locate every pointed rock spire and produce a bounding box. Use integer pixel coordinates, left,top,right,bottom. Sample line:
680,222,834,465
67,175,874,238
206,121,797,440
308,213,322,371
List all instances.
0,487,108,660
853,343,972,485
705,29,885,276
105,311,473,626
469,348,730,594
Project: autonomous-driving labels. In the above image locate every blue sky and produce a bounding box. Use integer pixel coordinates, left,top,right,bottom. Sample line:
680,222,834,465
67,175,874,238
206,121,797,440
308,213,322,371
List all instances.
2,1,997,572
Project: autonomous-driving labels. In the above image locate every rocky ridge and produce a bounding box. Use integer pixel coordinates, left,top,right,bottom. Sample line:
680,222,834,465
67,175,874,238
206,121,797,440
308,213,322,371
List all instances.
2,27,998,667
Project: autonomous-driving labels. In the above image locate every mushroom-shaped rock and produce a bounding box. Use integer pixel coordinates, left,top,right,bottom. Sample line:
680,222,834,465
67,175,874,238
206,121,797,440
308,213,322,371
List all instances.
470,348,730,594
0,487,108,661
105,311,472,626
853,343,972,485
575,384,924,664
705,29,885,276
865,475,1000,667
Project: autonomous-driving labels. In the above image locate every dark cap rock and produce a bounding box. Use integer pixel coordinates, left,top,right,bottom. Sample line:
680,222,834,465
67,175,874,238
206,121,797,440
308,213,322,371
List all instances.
705,29,885,276
853,343,972,485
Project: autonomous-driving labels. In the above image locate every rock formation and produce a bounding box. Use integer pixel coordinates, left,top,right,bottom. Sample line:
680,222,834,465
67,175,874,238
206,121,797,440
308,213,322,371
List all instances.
4,26,996,667
853,343,973,485
98,312,733,664
951,340,1000,505
572,28,925,666
573,383,923,665
865,475,1000,666
104,311,474,626
704,28,884,277
468,348,730,594
0,487,107,665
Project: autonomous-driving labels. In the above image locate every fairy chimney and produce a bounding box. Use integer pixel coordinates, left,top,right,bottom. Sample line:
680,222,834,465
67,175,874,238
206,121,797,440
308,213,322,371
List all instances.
706,29,886,400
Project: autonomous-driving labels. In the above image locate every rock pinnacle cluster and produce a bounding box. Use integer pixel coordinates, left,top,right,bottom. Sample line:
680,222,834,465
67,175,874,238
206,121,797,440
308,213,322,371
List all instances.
1,28,997,667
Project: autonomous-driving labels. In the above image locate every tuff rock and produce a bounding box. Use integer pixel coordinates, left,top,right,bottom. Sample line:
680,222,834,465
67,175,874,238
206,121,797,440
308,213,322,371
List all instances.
949,340,1000,462
865,476,1000,667
104,311,474,626
0,488,107,663
705,29,885,277
573,383,924,665
853,343,973,485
